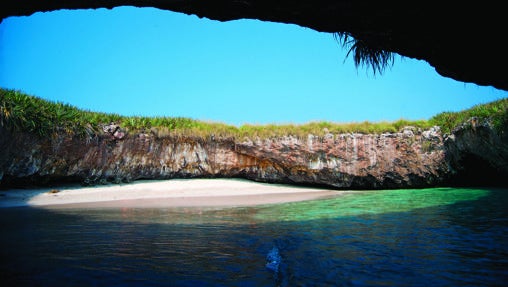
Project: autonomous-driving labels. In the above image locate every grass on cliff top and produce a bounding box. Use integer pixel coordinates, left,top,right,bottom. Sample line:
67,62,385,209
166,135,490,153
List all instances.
1,88,507,139
429,99,508,134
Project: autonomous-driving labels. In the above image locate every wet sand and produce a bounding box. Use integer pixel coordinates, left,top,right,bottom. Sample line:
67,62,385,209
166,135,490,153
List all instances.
0,178,343,209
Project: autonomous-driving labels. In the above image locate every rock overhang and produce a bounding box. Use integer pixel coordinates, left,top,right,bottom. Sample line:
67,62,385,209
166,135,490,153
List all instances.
1,1,507,92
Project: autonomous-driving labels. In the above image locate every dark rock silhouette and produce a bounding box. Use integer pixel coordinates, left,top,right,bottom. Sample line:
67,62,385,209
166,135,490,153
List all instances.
1,1,506,91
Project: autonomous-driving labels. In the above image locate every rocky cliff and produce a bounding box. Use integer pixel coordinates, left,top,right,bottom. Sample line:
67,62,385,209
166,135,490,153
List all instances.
2,120,506,189
444,119,508,187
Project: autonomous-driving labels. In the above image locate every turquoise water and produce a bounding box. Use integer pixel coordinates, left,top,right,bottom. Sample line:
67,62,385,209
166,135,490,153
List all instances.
251,187,491,222
1,187,507,286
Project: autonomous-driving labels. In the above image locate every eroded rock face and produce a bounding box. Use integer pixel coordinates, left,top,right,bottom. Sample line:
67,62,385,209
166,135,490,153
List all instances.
1,1,506,91
444,119,508,186
2,120,506,189
0,124,450,189
235,127,447,188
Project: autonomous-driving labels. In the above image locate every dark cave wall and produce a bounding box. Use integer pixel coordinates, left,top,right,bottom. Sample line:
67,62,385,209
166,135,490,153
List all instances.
1,0,507,92
444,120,508,187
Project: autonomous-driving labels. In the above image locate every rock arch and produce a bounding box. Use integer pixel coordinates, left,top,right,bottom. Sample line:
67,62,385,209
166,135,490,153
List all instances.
1,1,507,91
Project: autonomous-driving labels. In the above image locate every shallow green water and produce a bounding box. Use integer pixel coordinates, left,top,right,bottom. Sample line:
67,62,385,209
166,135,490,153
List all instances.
251,187,491,222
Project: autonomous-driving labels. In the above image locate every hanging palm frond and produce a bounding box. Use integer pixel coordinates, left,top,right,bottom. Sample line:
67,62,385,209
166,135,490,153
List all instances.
334,32,394,75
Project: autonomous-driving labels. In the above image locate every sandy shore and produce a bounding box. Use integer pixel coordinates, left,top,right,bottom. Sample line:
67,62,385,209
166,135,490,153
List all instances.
0,178,343,209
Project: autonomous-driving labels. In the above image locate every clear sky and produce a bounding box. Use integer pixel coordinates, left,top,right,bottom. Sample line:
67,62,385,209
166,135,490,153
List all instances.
1,6,507,126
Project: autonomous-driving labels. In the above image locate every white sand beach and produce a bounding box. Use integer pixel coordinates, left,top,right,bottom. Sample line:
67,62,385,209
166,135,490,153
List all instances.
0,178,343,209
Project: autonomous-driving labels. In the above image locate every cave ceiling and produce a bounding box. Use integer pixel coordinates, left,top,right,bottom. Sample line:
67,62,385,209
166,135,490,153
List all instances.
1,1,507,91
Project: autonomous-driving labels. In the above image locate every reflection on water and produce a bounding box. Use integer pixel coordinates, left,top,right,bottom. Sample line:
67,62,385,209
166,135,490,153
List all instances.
1,187,507,286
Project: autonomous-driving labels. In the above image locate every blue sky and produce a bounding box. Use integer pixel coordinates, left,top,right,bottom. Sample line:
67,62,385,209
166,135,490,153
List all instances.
1,6,507,126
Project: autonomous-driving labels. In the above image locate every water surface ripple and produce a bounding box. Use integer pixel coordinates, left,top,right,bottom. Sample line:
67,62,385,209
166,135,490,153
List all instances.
1,187,507,286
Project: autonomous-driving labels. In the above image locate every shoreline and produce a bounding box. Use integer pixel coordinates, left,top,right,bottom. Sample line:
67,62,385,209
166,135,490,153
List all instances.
0,178,344,209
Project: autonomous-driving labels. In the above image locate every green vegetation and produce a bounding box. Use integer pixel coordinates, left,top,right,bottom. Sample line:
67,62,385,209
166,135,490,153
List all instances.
1,88,507,140
0,88,122,137
429,98,508,134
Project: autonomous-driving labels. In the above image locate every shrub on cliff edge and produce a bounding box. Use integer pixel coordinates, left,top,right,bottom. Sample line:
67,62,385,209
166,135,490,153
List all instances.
430,98,508,134
1,88,506,139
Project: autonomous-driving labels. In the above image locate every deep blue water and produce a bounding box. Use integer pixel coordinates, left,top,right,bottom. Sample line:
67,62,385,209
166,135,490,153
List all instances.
1,187,507,286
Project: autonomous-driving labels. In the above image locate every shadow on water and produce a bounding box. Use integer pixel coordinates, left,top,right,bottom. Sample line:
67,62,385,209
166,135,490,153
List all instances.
1,187,507,286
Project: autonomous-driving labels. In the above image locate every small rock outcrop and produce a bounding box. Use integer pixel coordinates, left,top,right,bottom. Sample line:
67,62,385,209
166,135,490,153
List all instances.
102,122,125,140
2,120,506,189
